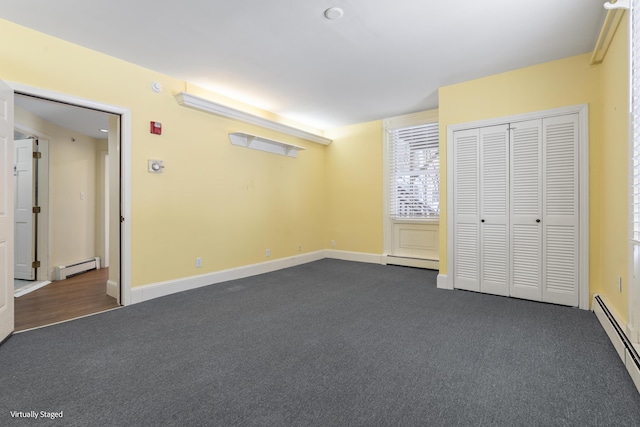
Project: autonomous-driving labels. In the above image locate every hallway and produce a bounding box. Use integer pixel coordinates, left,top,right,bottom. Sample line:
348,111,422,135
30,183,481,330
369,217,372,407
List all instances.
14,268,119,331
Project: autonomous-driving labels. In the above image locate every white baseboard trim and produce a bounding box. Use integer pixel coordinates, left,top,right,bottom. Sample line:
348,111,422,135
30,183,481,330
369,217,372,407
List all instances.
592,294,640,394
324,250,384,264
437,274,451,290
131,251,326,304
628,323,640,344
130,249,446,306
106,280,119,299
626,348,640,393
384,255,439,270
593,294,626,362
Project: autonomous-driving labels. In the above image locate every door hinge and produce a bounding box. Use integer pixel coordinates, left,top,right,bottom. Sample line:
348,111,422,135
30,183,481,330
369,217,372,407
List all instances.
33,151,42,159
32,206,41,214
32,261,41,268
120,216,125,223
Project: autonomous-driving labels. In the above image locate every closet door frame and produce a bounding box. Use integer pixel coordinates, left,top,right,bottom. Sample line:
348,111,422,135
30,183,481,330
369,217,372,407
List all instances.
442,104,589,310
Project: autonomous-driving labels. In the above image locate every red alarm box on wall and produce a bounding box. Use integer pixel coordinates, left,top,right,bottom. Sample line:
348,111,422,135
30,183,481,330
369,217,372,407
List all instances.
150,121,162,135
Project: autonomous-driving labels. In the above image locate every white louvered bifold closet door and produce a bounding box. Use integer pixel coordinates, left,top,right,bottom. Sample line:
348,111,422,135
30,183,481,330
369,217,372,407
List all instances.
453,128,480,292
452,113,580,306
479,125,510,296
509,119,543,301
542,114,579,306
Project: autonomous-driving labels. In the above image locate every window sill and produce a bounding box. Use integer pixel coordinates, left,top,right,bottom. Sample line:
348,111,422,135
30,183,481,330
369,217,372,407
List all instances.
390,218,439,224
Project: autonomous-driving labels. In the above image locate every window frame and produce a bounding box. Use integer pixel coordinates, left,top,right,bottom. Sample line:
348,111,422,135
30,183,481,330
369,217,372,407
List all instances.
382,110,440,260
387,121,440,219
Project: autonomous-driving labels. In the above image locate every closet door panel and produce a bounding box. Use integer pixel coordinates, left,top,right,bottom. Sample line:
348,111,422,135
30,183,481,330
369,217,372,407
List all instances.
512,224,542,293
479,125,509,296
509,120,543,301
543,114,579,306
481,224,508,295
453,129,480,291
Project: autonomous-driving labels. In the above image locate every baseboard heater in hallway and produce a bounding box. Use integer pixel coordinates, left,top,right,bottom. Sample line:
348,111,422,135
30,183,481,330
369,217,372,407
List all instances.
593,295,640,393
53,257,101,281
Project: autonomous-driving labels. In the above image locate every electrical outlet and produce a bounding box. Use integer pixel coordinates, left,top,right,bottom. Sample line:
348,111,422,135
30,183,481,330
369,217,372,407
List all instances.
298,244,302,252
196,257,202,268
331,240,336,247
266,249,270,257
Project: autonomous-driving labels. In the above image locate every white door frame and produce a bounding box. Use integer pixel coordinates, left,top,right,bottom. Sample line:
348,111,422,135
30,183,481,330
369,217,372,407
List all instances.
441,104,590,310
99,151,110,268
382,109,440,269
0,79,15,342
8,82,132,306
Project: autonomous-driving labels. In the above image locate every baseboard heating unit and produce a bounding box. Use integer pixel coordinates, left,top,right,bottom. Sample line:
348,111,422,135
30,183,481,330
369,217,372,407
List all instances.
593,295,640,394
53,257,101,281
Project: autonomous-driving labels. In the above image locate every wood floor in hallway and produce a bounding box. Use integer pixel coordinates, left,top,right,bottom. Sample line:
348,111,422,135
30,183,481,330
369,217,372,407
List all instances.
14,268,119,332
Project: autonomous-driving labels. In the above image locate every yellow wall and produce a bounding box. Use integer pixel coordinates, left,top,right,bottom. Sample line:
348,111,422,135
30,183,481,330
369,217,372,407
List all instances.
597,17,630,320
0,18,328,287
325,121,384,254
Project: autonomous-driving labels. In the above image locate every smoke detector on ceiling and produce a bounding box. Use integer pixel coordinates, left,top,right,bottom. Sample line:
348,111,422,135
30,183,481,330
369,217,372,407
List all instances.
324,7,344,20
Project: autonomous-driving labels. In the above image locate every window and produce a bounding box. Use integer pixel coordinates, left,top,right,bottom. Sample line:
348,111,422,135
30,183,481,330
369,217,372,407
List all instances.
388,122,440,218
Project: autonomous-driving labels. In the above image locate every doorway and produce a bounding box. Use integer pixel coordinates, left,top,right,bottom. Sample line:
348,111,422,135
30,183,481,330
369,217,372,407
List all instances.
12,93,121,330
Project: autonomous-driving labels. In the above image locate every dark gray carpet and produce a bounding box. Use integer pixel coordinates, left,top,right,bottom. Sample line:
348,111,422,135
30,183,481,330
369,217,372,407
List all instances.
1,259,639,426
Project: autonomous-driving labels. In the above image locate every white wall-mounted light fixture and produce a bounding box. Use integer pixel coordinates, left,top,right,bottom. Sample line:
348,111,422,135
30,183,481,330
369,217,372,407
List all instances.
604,0,629,9
590,0,629,65
175,92,331,145
229,132,305,158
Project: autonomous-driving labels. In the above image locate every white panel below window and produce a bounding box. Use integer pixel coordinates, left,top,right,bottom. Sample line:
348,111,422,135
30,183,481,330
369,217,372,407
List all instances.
391,221,439,260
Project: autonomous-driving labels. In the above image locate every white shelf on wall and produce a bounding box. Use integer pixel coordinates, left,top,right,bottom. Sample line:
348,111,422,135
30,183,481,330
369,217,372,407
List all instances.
229,132,306,158
175,92,332,145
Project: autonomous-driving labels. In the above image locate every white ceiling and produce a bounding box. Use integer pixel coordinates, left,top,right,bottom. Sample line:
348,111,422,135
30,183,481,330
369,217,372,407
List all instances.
14,95,111,140
1,0,606,130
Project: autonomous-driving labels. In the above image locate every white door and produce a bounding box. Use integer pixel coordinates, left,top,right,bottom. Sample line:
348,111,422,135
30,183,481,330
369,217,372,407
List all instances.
14,139,34,280
479,125,510,296
0,79,15,342
453,128,480,292
543,114,579,306
510,119,543,301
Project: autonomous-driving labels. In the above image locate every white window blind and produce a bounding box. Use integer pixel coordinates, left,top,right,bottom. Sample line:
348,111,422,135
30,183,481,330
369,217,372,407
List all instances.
388,122,440,218
633,0,640,241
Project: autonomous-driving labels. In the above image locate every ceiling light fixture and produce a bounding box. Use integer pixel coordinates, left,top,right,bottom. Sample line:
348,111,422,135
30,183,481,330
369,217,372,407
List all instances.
99,128,109,133
324,7,344,20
